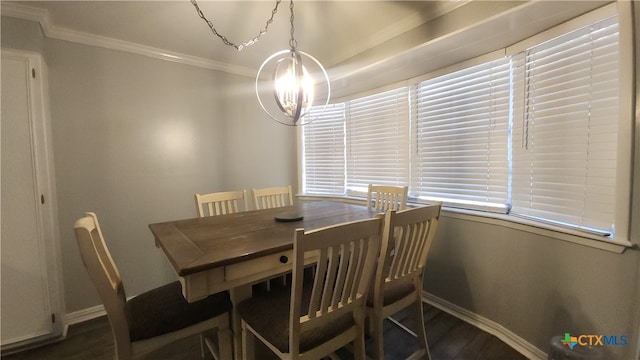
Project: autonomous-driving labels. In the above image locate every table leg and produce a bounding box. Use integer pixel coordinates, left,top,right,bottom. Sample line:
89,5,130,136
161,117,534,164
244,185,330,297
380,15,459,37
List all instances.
230,284,252,360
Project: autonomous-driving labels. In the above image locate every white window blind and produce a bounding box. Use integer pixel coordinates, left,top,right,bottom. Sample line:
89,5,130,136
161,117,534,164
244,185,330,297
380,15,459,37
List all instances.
413,58,511,210
302,103,346,195
510,15,619,234
345,87,411,195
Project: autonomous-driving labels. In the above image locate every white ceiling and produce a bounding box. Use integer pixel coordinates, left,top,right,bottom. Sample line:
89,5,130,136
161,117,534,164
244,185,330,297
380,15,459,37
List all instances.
3,1,464,72
2,1,610,96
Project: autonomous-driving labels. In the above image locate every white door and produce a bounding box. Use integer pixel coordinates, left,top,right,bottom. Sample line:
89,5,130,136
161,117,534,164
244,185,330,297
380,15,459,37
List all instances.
1,49,63,348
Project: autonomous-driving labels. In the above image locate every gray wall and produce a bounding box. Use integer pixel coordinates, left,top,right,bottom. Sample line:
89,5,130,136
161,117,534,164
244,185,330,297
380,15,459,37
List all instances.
425,216,640,359
2,16,297,312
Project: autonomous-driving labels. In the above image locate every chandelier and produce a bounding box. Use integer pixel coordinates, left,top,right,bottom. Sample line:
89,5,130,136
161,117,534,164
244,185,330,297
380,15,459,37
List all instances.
191,0,330,126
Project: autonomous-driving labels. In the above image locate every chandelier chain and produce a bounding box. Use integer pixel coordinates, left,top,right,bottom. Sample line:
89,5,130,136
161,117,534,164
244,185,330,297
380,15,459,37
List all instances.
288,1,297,50
190,0,282,51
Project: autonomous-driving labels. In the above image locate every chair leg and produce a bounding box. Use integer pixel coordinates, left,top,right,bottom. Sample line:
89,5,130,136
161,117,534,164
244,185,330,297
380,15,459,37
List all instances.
199,333,206,358
241,322,255,360
413,299,431,360
366,311,373,336
218,327,233,360
353,333,367,360
371,311,385,360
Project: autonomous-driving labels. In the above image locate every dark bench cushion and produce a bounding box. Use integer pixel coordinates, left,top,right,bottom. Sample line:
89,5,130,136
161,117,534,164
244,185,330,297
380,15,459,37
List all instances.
237,284,354,354
125,281,231,342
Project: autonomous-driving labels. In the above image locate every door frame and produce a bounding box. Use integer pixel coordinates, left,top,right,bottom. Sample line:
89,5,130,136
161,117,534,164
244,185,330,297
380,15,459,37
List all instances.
1,48,65,351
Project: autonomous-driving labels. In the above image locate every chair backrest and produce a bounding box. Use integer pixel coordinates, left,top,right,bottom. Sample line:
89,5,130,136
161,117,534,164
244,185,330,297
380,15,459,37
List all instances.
289,216,383,356
252,185,293,210
367,184,408,212
195,190,248,216
74,212,132,353
374,203,441,295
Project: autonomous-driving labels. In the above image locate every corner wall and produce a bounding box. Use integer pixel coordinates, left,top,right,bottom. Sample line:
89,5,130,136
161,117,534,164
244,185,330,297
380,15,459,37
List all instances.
2,15,297,314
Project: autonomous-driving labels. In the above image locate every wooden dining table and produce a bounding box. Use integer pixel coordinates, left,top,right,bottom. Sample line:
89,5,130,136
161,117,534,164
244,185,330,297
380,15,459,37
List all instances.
148,200,378,359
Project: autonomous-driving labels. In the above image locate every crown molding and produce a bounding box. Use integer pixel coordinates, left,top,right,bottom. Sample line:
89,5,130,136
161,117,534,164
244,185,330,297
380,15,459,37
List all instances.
0,2,256,77
2,1,469,77
1,1,50,23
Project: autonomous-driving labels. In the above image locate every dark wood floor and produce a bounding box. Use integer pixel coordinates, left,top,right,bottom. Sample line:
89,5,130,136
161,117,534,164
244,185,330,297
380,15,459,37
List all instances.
2,302,527,360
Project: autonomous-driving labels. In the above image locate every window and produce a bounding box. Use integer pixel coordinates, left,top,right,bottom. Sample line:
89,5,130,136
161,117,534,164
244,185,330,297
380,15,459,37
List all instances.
413,58,511,211
301,103,345,195
510,14,621,235
345,88,411,196
301,4,631,243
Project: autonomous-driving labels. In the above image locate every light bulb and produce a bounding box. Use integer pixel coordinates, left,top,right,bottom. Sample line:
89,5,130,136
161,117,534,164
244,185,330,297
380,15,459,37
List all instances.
273,51,314,122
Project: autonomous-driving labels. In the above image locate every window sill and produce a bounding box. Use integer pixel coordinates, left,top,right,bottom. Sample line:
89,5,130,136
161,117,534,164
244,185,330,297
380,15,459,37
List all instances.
297,194,633,254
442,207,632,254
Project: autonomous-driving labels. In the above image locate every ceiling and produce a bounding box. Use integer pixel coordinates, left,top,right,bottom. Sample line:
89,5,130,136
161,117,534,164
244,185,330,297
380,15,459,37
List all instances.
3,1,464,72
2,1,610,96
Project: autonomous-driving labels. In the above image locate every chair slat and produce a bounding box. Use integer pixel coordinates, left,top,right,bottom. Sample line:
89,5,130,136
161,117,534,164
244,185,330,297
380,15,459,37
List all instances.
252,186,293,210
309,247,328,317
195,190,248,217
321,246,339,313
367,184,408,212
349,238,366,301
331,244,346,308
338,242,353,305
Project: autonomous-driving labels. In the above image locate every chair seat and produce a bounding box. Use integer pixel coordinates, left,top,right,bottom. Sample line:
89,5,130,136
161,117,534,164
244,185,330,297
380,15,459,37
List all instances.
237,284,354,354
125,281,232,342
367,279,415,307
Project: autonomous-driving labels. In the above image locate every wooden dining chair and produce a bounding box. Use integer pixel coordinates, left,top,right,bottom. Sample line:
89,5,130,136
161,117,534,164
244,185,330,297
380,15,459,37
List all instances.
367,184,409,212
74,212,233,360
252,185,294,210
237,216,384,360
367,203,441,360
195,190,248,216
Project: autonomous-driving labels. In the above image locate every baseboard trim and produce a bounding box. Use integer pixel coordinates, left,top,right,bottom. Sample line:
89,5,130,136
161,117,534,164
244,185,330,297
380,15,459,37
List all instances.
64,304,106,326
3,306,108,355
422,291,547,360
